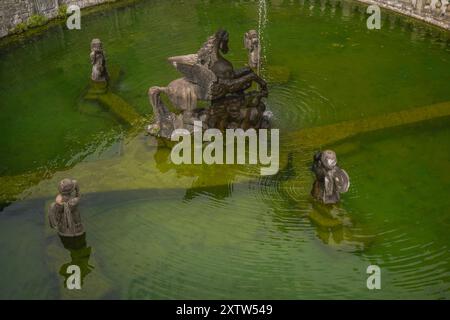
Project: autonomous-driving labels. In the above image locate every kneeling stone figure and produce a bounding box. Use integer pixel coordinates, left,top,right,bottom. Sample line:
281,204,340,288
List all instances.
48,179,84,237
311,150,350,204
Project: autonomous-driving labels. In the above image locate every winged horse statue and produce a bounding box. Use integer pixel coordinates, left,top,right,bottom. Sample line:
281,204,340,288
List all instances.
148,29,268,138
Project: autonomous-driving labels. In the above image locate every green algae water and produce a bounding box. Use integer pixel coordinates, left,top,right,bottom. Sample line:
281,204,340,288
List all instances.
0,0,449,299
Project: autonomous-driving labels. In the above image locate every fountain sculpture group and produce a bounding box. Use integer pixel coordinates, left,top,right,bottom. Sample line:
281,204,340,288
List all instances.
145,29,350,205
48,29,350,242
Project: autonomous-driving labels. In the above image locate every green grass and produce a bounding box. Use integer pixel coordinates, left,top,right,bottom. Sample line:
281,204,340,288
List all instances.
27,14,48,28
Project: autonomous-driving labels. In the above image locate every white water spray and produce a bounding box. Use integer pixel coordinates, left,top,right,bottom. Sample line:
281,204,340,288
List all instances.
257,0,268,76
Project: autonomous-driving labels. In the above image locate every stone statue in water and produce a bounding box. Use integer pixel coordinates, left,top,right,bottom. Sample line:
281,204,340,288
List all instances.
147,29,270,139
244,30,261,71
90,39,108,82
48,179,84,237
311,150,350,204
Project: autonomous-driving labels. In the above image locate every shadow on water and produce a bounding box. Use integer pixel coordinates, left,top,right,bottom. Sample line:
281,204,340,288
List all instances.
57,233,93,289
151,138,241,202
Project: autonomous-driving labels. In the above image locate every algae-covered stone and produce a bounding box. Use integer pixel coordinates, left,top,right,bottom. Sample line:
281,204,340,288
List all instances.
83,65,141,126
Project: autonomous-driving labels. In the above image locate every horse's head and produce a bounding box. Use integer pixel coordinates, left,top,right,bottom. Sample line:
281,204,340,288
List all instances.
197,29,230,67
215,29,229,54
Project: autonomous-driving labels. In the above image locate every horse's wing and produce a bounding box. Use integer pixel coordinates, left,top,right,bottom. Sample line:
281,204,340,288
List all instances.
190,64,217,99
173,62,196,82
168,54,198,82
168,54,217,99
168,54,198,66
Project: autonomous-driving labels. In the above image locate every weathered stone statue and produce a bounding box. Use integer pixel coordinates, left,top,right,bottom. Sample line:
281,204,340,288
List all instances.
244,30,261,71
48,179,84,237
147,29,270,139
311,150,350,204
90,38,108,82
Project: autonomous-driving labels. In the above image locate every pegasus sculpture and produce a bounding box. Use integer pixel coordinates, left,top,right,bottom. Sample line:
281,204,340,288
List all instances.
147,29,270,138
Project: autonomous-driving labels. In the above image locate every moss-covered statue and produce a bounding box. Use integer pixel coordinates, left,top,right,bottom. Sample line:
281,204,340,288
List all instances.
48,179,84,237
311,150,350,204
90,38,108,82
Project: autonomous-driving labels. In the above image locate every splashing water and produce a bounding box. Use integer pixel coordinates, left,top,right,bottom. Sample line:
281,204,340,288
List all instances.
258,0,268,76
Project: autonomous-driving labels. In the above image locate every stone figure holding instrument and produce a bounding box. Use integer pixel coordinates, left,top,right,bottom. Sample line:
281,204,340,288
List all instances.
48,179,84,238
311,150,350,204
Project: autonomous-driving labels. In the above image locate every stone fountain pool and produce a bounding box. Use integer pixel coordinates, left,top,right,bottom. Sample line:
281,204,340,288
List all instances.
0,0,449,299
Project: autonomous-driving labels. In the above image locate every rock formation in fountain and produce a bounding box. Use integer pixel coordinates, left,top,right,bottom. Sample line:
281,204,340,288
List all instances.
311,150,350,204
90,38,108,82
48,178,85,237
147,29,271,139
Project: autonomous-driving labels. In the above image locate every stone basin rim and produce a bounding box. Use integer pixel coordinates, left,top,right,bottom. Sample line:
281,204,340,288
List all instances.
0,0,449,47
